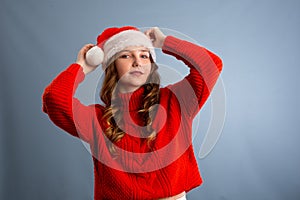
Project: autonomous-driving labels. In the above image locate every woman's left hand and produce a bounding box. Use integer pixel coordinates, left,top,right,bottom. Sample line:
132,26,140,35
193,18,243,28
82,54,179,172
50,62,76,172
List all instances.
145,27,166,48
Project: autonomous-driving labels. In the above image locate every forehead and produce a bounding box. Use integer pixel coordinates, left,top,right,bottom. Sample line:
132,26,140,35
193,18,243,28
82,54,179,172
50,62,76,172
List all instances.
121,46,149,52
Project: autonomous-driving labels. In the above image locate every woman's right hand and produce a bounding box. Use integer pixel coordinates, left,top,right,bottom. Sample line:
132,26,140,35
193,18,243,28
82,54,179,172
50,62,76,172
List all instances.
144,27,166,48
76,44,98,74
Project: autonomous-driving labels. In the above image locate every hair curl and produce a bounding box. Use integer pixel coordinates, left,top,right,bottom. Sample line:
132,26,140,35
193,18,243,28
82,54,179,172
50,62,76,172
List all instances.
100,55,160,154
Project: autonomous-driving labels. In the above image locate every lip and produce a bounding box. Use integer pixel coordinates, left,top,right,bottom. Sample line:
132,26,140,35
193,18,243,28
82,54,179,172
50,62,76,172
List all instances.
129,71,144,75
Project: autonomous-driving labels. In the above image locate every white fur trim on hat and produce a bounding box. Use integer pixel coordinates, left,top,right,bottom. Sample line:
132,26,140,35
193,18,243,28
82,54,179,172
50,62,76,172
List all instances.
103,30,156,67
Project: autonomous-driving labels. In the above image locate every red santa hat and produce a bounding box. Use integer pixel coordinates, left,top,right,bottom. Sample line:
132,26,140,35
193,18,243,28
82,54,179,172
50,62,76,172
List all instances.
86,26,156,69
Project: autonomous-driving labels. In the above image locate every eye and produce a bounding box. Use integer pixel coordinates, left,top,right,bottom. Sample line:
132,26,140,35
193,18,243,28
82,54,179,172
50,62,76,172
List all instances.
119,54,130,59
140,54,149,59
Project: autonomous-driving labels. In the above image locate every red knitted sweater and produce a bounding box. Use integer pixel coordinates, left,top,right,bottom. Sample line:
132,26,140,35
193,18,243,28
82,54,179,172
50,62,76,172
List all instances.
42,36,222,199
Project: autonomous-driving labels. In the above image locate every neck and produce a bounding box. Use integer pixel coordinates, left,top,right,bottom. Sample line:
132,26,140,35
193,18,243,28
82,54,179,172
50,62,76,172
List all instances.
117,81,148,94
118,86,140,94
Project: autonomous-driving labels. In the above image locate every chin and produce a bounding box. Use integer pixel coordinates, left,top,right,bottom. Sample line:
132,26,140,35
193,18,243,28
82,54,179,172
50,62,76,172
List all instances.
131,80,147,87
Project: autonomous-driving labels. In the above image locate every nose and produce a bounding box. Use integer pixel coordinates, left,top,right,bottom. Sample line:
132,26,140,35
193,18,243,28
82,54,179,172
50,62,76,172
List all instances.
132,55,141,68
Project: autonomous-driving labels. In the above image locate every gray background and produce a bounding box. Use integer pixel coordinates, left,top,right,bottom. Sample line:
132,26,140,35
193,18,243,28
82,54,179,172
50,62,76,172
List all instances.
1,0,300,199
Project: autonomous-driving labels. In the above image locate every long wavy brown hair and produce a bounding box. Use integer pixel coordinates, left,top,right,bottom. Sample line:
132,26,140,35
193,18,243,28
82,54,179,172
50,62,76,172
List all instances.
100,55,160,153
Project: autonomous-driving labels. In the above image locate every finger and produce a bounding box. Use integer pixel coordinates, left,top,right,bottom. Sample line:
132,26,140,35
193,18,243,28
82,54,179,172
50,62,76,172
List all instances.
86,43,94,47
81,44,95,54
84,44,95,50
146,27,156,35
152,27,159,32
144,29,152,38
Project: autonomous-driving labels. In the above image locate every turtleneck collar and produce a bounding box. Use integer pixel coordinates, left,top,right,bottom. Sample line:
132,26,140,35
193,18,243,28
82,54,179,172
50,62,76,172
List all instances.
117,86,145,112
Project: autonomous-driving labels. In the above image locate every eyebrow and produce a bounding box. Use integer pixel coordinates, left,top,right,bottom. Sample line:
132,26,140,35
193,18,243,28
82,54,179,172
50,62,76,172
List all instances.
119,49,150,54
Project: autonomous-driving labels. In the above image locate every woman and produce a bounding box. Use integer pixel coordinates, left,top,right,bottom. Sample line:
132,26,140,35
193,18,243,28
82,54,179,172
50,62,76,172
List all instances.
42,26,223,199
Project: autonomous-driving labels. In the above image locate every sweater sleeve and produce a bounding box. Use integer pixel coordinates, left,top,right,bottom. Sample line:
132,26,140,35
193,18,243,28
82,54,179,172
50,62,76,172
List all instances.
42,63,96,143
162,36,223,118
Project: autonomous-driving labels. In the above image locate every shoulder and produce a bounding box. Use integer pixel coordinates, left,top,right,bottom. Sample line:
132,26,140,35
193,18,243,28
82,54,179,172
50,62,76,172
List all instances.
159,86,171,98
88,103,105,114
159,86,180,106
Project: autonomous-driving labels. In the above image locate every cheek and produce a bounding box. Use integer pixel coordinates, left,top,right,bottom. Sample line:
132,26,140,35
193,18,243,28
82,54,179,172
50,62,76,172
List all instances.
115,60,131,78
144,64,152,77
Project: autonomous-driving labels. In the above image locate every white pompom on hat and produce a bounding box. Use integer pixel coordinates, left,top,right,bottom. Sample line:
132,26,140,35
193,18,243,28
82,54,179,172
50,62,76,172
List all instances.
86,26,156,69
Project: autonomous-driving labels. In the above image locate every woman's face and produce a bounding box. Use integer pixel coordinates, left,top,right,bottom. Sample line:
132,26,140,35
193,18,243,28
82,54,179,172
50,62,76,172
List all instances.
115,46,152,93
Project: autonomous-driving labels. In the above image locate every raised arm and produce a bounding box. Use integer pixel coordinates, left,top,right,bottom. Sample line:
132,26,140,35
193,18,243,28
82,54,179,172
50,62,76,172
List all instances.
42,44,101,143
162,35,223,118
